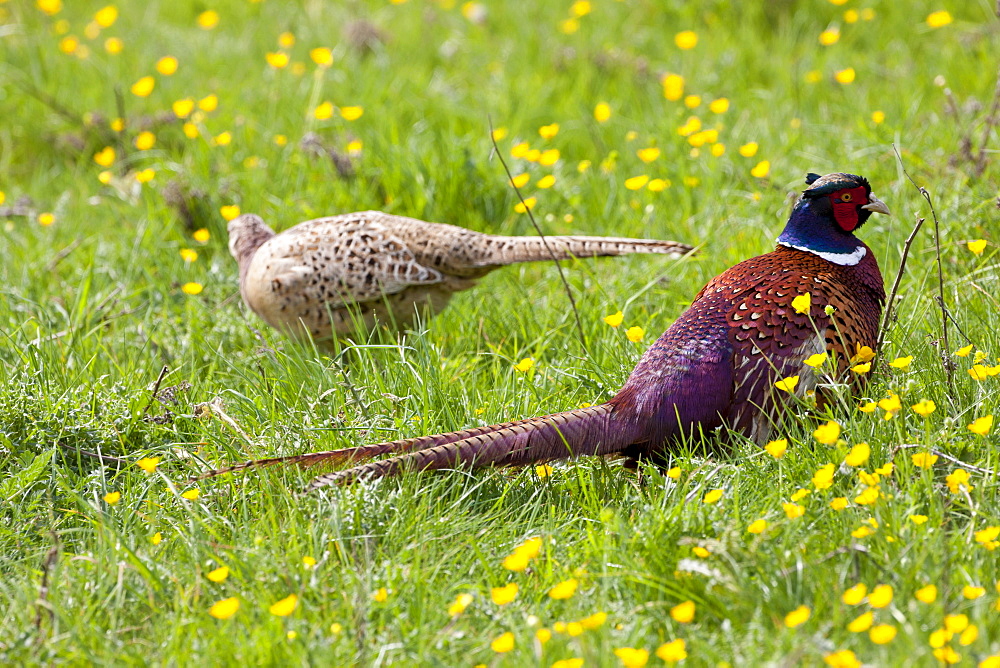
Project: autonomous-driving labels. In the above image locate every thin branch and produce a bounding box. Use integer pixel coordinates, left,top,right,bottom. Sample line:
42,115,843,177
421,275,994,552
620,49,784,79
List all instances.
141,365,170,420
893,145,955,392
487,118,588,352
57,442,128,465
891,443,996,477
975,67,1000,176
33,540,59,644
875,214,925,353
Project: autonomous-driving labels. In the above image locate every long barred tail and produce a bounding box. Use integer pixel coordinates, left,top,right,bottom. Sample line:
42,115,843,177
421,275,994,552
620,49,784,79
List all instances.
194,409,619,482
490,236,696,265
305,403,629,491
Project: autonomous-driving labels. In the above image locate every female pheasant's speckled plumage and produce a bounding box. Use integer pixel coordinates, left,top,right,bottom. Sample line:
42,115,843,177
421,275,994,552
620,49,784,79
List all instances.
204,172,890,491
227,211,694,341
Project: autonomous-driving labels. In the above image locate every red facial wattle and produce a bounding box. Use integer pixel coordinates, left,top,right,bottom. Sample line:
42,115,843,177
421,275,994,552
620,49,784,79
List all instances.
829,186,869,232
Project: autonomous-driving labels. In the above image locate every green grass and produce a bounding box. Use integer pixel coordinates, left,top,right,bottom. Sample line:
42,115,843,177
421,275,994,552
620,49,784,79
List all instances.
1,0,999,665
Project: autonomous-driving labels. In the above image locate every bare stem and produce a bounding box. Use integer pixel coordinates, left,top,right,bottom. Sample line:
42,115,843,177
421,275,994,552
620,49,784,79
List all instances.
488,118,588,352
875,214,925,353
892,145,955,392
975,67,1000,176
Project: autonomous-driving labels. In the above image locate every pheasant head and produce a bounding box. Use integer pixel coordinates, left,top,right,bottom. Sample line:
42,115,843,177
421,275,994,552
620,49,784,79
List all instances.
227,214,276,282
777,172,890,266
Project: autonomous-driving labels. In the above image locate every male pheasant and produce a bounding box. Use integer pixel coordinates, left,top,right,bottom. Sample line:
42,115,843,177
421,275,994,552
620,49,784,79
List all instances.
206,173,889,490
227,211,694,341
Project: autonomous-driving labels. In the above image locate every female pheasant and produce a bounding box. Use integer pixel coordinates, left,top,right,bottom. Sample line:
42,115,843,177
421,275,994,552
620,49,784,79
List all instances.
227,211,694,341
205,172,889,490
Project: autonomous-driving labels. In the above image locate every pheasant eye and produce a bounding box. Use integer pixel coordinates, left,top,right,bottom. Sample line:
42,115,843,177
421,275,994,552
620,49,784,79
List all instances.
841,193,853,202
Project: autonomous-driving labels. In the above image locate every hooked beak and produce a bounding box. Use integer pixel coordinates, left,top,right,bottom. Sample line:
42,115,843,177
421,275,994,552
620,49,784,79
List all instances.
862,194,890,216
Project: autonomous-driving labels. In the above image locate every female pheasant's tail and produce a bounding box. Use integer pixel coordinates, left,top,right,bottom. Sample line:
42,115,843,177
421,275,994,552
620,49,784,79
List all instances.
490,235,696,265
305,403,632,491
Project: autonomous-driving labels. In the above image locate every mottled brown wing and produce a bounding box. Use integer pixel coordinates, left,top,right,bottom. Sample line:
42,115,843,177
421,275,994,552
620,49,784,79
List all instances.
272,214,447,308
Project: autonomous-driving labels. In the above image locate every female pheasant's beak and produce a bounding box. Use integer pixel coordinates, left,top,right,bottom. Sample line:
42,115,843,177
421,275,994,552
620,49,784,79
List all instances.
862,195,890,216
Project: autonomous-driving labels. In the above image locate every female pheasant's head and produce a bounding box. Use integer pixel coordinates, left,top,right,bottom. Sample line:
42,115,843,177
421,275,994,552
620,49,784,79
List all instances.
777,172,890,266
228,214,277,280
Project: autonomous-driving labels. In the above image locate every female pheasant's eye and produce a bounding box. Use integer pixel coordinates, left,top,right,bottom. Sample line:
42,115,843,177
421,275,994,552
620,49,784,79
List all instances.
841,193,853,202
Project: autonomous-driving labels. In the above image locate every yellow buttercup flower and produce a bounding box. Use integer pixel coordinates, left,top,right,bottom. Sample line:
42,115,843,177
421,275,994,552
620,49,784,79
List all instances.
207,566,229,582
548,578,578,600
662,73,684,101
637,147,660,163
137,457,160,472
967,239,987,256
130,76,155,97
791,292,811,314
156,56,178,76
538,123,559,139
491,583,518,605
868,584,892,608
625,175,649,190
750,160,770,178
209,597,239,619
625,326,645,343
490,632,514,653
103,491,121,504
764,438,787,459
911,400,936,417
135,131,156,150
594,102,611,122
702,488,723,504
656,639,687,662
94,5,118,27
613,648,649,668
514,197,537,213
847,611,873,632
844,442,870,467
93,146,116,167
914,584,937,603
603,310,624,328
869,624,897,644
774,375,799,393
783,502,804,519
835,68,856,84
197,10,219,29
372,587,388,602
841,583,866,605
447,593,473,616
889,356,913,369
266,51,289,69
269,594,298,617
340,106,364,121
310,47,333,67
926,10,952,28
784,605,810,628
674,30,697,49
819,28,840,45
747,519,767,534
968,415,994,436
314,101,334,120
812,463,835,489
199,94,219,112
670,600,695,623
814,421,840,444
911,452,938,468
709,98,729,114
